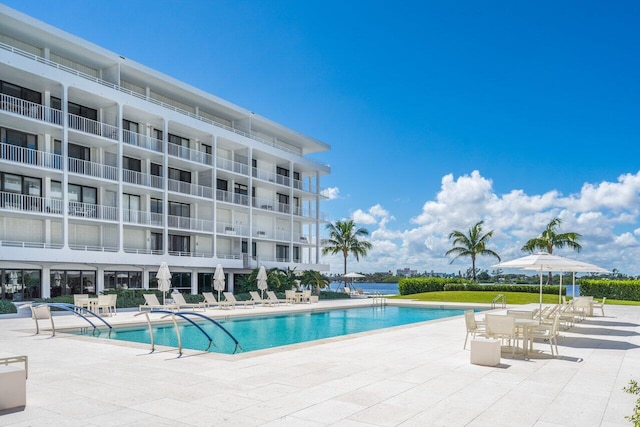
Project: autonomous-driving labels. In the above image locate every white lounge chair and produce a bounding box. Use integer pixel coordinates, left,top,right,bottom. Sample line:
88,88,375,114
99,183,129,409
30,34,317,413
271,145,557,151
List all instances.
139,293,176,311
266,291,286,305
248,291,265,306
223,292,252,308
172,292,207,311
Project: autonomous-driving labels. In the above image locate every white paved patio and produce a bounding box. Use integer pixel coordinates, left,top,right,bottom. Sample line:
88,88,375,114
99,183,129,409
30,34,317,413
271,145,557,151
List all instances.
0,300,638,426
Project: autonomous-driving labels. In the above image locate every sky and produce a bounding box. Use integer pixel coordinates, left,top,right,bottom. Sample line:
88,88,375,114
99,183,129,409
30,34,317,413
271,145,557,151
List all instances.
4,1,640,275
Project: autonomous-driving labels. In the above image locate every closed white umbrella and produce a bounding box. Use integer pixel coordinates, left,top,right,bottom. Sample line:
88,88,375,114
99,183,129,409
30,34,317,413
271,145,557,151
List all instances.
213,264,225,301
257,266,268,299
156,262,172,305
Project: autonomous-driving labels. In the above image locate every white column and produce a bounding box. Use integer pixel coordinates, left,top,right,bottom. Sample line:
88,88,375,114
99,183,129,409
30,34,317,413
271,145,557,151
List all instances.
41,266,51,299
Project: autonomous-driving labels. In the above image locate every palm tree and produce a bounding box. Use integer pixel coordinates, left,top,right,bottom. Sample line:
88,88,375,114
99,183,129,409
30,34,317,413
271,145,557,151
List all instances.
300,270,331,294
445,221,500,281
322,220,373,277
521,217,582,283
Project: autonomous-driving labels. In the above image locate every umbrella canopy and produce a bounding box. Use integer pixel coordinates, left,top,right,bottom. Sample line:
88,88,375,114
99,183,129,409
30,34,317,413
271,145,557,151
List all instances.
156,262,172,305
343,272,365,278
493,253,608,312
213,264,225,301
257,266,268,298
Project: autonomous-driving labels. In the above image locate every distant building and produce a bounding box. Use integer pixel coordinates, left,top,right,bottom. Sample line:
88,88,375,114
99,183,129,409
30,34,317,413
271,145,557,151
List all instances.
396,268,417,277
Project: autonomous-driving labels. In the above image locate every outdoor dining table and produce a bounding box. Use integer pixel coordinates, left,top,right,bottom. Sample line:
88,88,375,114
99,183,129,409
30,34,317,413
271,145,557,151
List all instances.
515,318,539,357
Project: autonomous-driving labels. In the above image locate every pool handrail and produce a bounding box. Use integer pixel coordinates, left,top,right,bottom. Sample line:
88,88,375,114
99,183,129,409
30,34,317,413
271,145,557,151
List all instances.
133,310,241,355
31,303,113,337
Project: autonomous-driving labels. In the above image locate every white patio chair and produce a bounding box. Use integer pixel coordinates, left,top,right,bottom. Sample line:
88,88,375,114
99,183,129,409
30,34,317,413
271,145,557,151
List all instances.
463,310,486,349
592,297,606,316
485,314,518,356
531,314,560,357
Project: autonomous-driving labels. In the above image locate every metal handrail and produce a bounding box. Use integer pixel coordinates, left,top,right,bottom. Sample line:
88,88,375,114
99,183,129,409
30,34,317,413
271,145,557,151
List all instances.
491,294,506,309
32,303,113,336
134,310,241,355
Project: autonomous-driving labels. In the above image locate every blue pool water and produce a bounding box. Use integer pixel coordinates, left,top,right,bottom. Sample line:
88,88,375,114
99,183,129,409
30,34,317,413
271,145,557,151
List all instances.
87,306,469,354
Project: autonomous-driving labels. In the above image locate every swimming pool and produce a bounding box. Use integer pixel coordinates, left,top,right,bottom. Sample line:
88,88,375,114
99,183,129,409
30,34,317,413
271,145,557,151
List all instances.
83,306,471,354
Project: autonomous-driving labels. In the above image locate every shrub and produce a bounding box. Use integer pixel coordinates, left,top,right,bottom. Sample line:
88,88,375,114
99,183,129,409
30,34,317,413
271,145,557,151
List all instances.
319,291,351,300
398,277,466,295
623,379,640,426
0,299,17,314
580,279,640,301
446,283,564,295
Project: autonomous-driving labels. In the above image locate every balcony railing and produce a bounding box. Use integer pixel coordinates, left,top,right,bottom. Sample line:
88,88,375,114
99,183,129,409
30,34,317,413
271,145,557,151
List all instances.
68,113,118,140
1,41,336,166
167,215,214,232
218,158,249,175
168,179,213,198
252,167,277,183
1,143,62,170
216,222,249,236
167,142,212,165
0,191,63,214
123,129,163,152
69,244,118,252
68,201,118,221
216,190,249,206
0,93,63,125
68,157,118,181
123,209,163,226
122,169,163,189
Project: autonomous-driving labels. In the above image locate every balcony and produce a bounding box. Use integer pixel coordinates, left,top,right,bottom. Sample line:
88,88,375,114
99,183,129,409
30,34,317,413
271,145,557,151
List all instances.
216,189,249,206
217,157,249,175
0,191,63,215
167,215,214,232
167,142,212,166
122,169,163,189
216,222,249,236
68,157,118,181
0,93,63,125
1,143,62,171
123,209,163,226
123,129,163,153
68,201,118,221
168,179,213,198
68,113,118,140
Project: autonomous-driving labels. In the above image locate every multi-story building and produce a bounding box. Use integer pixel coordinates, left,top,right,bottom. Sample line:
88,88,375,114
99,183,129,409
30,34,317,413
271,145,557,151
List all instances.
0,5,330,301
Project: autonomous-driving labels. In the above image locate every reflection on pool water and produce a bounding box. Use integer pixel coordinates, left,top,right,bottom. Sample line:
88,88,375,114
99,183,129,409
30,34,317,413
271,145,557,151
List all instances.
83,306,473,354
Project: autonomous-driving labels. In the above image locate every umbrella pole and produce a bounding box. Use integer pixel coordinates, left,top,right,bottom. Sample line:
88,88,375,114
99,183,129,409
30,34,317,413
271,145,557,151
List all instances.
572,272,576,299
558,271,563,304
539,267,543,316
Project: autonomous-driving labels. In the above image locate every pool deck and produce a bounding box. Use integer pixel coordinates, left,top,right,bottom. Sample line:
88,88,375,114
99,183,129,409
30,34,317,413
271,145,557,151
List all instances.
1,299,639,426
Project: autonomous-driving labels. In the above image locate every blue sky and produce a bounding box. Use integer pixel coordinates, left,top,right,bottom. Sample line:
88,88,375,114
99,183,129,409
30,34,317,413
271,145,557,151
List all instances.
5,1,640,275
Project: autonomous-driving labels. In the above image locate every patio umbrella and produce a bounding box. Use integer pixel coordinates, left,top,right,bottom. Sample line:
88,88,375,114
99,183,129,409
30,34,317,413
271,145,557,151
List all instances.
213,264,225,302
493,253,608,314
343,272,365,291
156,262,172,305
257,266,268,299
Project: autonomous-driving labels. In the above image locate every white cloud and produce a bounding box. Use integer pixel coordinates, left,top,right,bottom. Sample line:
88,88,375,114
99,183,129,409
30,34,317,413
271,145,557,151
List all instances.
320,187,340,200
323,170,640,276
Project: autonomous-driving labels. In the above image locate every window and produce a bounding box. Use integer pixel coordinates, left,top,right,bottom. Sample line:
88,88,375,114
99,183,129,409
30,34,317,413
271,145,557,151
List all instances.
201,144,212,154
123,194,140,210
150,163,162,177
150,198,163,214
168,167,191,183
122,119,138,133
0,81,41,104
50,181,62,199
168,201,190,217
123,156,141,172
151,232,163,251
51,96,62,111
123,119,139,144
276,245,289,262
68,184,97,204
1,173,41,196
234,183,248,195
276,167,290,177
68,101,97,120
293,246,300,263
217,179,228,191
1,128,37,150
169,234,190,253
168,133,189,147
68,143,90,161
153,129,163,141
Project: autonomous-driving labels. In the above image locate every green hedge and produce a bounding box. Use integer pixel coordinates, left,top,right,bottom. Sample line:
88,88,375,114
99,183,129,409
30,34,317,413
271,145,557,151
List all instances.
399,277,565,296
0,299,17,314
398,277,467,295
579,279,640,301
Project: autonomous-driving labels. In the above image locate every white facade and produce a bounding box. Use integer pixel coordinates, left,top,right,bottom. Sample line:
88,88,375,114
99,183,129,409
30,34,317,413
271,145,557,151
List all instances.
0,5,330,300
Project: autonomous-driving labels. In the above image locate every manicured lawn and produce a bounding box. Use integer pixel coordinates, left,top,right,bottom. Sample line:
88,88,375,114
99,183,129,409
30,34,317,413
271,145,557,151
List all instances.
391,291,640,306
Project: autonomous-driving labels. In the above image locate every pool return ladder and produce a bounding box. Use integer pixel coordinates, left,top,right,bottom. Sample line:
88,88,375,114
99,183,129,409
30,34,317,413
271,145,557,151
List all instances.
134,310,242,356
371,292,387,306
30,303,113,337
